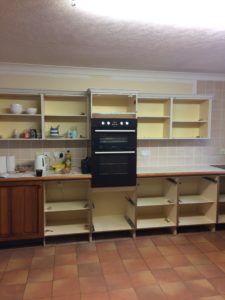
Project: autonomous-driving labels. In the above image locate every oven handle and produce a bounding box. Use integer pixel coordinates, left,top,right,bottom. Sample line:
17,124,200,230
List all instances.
94,151,136,154
94,129,136,133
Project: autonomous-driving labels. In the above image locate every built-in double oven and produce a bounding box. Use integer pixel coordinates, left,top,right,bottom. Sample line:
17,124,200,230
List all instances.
91,118,137,188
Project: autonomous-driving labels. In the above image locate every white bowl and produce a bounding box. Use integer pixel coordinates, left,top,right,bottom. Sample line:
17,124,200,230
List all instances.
26,107,37,114
10,103,23,114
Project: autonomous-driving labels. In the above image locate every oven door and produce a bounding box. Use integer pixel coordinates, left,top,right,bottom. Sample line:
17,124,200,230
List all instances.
92,130,136,151
91,151,136,187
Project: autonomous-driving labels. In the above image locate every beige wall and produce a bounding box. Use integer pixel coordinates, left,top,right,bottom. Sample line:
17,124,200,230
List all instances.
0,69,224,169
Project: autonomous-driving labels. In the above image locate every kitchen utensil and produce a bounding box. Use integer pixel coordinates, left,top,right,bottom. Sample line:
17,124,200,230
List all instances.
50,125,60,137
10,103,23,114
26,107,37,114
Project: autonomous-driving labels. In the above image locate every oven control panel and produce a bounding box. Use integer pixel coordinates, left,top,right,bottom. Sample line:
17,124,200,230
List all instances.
92,118,137,129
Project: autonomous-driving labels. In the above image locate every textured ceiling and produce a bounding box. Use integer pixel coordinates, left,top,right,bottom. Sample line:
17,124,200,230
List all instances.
1,0,225,73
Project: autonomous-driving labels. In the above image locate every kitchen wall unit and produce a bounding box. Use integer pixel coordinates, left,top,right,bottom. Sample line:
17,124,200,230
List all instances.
0,181,43,241
178,176,217,229
43,93,89,140
0,90,88,141
137,94,212,140
135,177,177,234
89,89,138,119
0,93,42,139
44,180,91,241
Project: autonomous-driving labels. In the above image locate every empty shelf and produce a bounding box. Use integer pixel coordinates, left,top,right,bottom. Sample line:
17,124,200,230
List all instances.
44,201,89,212
179,215,213,226
137,196,174,207
93,215,132,232
137,217,175,229
179,195,214,204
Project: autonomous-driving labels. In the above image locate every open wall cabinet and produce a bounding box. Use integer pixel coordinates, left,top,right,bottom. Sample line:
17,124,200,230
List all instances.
137,94,212,140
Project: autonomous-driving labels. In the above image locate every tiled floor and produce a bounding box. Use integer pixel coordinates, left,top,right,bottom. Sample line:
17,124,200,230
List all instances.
2,231,225,299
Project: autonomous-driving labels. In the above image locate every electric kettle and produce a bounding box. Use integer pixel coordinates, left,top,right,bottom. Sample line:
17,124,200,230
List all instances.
35,154,47,171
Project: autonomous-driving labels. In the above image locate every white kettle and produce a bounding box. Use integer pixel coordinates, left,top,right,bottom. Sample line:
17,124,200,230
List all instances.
35,154,47,171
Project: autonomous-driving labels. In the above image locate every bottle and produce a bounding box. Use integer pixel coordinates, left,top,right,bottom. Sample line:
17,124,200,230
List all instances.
64,150,72,172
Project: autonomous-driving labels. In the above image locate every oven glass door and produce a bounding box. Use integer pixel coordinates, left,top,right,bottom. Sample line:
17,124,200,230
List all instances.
91,152,136,187
92,130,136,151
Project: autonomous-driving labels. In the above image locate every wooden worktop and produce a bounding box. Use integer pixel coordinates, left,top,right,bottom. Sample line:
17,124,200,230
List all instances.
1,166,225,183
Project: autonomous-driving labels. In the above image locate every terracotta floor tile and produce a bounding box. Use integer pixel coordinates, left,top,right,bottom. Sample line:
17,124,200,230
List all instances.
6,258,32,271
174,265,204,281
177,244,202,255
115,239,136,249
81,291,110,300
78,262,102,277
135,284,166,300
209,277,225,294
77,252,99,264
0,284,26,300
109,288,138,300
52,278,80,297
129,270,156,288
97,249,121,262
123,258,148,273
34,246,55,257
76,243,96,254
195,242,219,253
55,244,76,255
169,235,190,245
31,256,54,269
206,251,225,263
134,237,155,248
52,295,80,300
151,268,181,283
196,264,225,279
0,260,9,272
159,281,194,299
28,268,53,282
197,296,225,300
54,253,77,266
139,245,163,259
118,248,141,260
104,273,131,290
151,235,174,246
158,245,181,256
96,241,117,251
145,256,171,270
165,254,191,267
23,281,52,300
55,245,76,255
11,248,34,259
185,253,212,265
1,269,28,285
185,279,217,297
79,276,107,293
186,234,209,244
54,265,78,280
101,260,126,275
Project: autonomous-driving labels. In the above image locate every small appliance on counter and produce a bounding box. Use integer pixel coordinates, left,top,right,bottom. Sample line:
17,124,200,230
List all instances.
35,154,48,171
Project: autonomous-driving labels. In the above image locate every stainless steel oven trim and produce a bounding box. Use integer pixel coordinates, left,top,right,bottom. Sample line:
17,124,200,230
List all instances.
94,129,136,133
94,151,135,154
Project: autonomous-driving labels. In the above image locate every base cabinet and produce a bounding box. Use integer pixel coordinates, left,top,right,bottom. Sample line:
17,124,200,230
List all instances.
0,181,43,241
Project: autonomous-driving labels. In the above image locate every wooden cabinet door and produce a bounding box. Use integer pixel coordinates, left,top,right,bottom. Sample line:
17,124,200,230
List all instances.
0,182,43,241
11,184,43,239
0,187,11,238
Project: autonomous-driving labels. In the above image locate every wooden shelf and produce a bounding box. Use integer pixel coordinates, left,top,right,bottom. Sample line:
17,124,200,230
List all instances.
137,217,175,229
138,116,170,119
219,194,225,203
137,196,175,207
218,214,225,224
92,215,132,232
45,222,89,236
179,215,213,226
179,195,214,204
44,201,89,212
